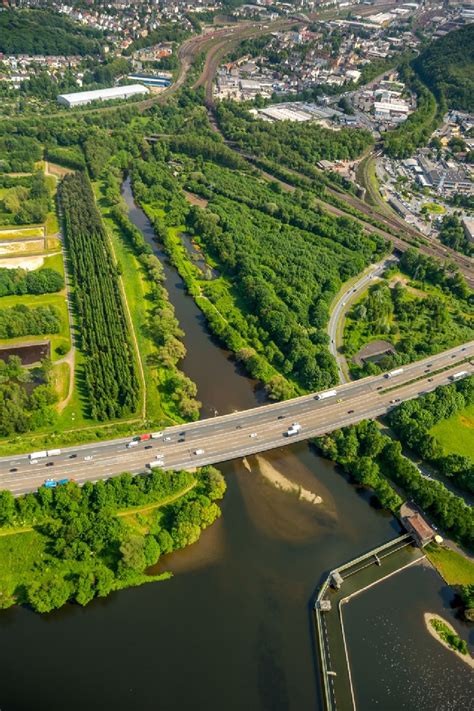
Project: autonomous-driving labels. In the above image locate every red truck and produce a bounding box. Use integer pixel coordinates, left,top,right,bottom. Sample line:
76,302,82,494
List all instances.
139,433,152,441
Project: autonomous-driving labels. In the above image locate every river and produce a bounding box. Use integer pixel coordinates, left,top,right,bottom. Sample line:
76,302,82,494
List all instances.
0,183,471,711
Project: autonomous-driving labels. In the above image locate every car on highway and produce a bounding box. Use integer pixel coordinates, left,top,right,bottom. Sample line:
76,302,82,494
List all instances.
277,415,285,420
178,437,185,443
347,410,354,414
45,462,54,467
164,436,172,442
9,468,17,473
249,433,258,438
44,479,57,488
194,449,205,455
69,454,77,459
145,445,153,450
428,378,433,382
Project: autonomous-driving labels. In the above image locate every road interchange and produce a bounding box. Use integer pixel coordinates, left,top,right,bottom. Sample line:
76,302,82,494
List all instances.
0,342,472,496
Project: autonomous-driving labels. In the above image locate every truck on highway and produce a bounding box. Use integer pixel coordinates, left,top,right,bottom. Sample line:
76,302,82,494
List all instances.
286,423,302,437
151,431,164,439
146,461,163,470
29,451,47,461
138,433,152,441
47,449,61,457
315,389,337,401
385,368,404,378
449,371,468,381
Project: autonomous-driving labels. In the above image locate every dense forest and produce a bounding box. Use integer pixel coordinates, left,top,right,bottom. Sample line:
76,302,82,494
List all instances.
0,356,58,436
0,465,226,611
0,267,63,298
413,24,474,112
215,100,373,180
438,214,473,258
0,10,104,56
388,377,474,495
0,304,61,339
383,66,439,159
58,172,139,421
0,136,43,174
0,171,52,225
345,277,473,378
133,146,387,394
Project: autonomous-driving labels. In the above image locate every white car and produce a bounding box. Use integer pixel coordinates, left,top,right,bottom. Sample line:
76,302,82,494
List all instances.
194,449,205,455
164,436,172,442
249,433,258,438
84,455,93,461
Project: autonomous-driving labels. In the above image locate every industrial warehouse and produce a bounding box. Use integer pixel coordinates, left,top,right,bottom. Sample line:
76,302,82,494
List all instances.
57,84,149,108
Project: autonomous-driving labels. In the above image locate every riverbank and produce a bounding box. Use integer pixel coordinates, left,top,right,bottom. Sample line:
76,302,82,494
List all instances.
0,466,225,613
424,613,474,669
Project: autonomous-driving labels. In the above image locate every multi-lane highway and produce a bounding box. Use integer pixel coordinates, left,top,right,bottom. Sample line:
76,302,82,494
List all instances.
0,343,472,496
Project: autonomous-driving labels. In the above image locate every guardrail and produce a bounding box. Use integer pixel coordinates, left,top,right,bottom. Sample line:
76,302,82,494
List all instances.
313,533,413,710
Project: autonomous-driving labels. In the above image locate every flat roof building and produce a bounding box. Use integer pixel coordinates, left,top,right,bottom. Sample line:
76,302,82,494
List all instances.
57,84,149,108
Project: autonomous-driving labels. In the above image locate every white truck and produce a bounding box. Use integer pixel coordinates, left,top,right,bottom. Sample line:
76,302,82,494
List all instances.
286,423,302,437
146,461,163,470
151,431,164,439
385,368,404,379
47,449,61,457
315,389,337,401
449,371,468,381
29,451,47,461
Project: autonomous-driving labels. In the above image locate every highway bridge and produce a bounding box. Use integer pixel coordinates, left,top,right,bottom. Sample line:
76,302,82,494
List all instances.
0,342,472,496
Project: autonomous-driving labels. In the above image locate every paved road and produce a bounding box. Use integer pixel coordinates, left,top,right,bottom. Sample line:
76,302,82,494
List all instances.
1,343,472,495
327,258,396,383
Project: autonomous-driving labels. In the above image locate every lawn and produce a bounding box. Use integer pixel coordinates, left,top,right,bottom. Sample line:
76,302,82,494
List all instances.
426,544,474,585
430,403,474,460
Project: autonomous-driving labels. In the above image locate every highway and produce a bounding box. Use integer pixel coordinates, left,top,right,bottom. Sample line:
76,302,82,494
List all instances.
0,343,472,496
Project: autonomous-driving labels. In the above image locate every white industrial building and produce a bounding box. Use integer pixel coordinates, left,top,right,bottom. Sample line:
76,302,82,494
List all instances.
57,84,149,108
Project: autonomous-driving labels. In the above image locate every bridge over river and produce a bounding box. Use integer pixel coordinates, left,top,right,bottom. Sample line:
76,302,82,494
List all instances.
0,342,472,496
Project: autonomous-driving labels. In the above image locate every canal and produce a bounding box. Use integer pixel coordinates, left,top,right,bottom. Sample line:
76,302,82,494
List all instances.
0,183,471,711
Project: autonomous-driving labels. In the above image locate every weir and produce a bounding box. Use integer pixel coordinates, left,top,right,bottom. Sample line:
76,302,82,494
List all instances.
313,533,423,710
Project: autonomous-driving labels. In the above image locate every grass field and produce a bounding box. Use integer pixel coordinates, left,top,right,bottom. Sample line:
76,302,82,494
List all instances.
431,403,474,460
426,544,474,585
422,202,446,214
51,361,70,403
0,529,47,602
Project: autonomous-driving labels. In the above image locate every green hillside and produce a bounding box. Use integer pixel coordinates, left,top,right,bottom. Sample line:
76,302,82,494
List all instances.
0,9,104,56
414,24,474,111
